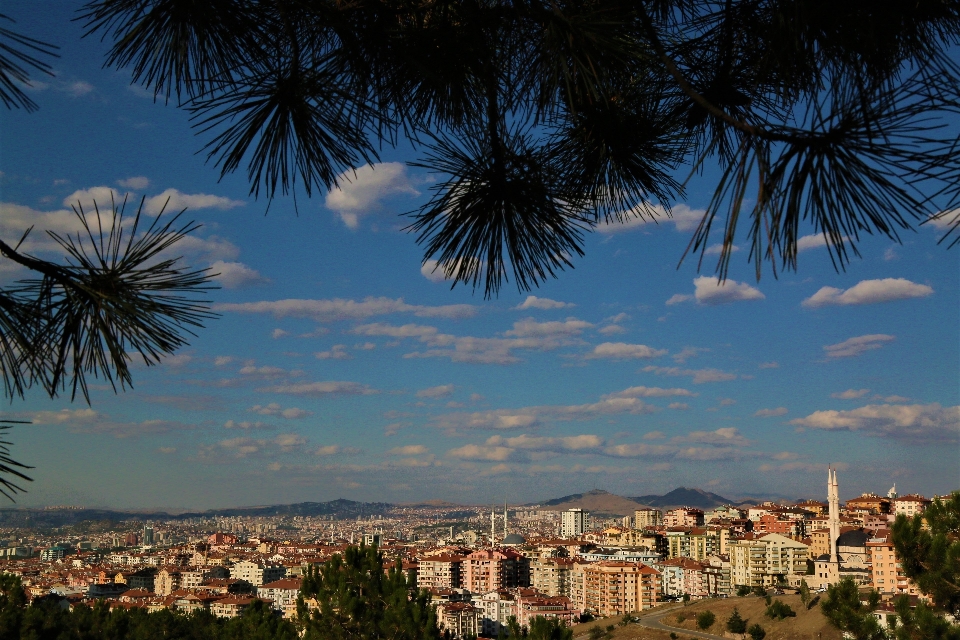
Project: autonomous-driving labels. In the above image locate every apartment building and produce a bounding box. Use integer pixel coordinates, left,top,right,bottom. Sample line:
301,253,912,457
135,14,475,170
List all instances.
892,495,931,518
530,557,575,598
257,578,302,617
729,533,808,588
664,508,705,528
579,562,659,616
561,509,589,538
463,548,530,593
418,555,464,589
634,509,663,529
867,529,922,598
666,528,720,560
230,559,287,586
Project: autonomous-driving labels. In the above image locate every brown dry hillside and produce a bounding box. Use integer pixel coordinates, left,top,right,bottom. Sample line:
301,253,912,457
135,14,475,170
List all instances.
537,490,648,517
571,594,842,640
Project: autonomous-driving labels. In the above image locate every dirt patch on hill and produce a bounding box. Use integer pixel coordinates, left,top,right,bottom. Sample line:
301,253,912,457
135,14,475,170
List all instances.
658,594,841,640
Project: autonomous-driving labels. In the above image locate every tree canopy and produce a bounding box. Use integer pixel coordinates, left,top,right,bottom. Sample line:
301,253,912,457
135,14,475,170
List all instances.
75,0,960,296
893,491,960,616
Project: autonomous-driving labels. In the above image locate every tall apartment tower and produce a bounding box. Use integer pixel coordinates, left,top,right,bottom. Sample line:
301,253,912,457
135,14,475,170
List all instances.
561,508,588,537
634,508,663,529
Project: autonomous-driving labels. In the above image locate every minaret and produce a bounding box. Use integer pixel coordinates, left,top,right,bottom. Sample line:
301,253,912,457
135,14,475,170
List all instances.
828,467,840,563
504,501,508,539
491,508,495,546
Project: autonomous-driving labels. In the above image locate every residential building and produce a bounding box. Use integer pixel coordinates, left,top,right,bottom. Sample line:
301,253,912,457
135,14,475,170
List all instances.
463,548,529,593
729,533,809,588
155,568,182,595
663,508,704,528
210,597,259,618
581,562,659,616
257,578,302,617
438,602,480,639
530,557,574,598
665,528,720,561
418,555,464,589
561,509,588,538
473,590,516,637
634,509,663,529
892,495,931,518
868,530,922,598
230,560,286,586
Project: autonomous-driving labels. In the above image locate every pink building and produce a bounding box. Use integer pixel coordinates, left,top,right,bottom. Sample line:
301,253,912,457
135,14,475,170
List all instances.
664,508,705,528
463,548,529,593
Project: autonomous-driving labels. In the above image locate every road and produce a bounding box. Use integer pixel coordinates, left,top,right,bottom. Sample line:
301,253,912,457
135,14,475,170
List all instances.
633,606,730,640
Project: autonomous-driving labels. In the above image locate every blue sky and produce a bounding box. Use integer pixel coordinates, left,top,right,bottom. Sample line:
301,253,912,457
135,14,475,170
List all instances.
0,2,957,510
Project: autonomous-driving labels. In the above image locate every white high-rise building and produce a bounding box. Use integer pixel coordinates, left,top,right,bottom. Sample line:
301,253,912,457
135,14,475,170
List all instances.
561,508,588,537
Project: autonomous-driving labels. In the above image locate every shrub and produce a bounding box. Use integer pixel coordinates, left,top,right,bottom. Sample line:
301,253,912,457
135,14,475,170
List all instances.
765,599,796,621
675,613,687,623
670,634,678,640
753,586,768,598
589,626,605,640
726,608,748,635
737,585,752,597
696,611,716,631
748,623,767,640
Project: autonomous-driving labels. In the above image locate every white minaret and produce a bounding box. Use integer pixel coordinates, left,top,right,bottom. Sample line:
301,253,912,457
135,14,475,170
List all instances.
503,501,508,538
828,467,840,563
491,509,496,546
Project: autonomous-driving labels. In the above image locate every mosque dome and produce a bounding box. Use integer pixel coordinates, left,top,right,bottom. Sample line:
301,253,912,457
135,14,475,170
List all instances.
502,533,526,545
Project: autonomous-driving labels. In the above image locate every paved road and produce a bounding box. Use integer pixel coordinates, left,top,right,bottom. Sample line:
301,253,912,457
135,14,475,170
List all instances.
634,606,730,640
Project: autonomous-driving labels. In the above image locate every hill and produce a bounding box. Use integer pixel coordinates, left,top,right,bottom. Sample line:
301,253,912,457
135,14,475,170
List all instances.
533,490,648,517
629,487,736,509
0,498,392,528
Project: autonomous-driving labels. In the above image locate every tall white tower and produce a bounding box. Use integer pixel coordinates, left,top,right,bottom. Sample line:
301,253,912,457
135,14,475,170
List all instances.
828,467,840,563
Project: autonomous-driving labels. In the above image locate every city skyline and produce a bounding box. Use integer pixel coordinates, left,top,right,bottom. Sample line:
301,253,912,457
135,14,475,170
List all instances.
0,2,958,511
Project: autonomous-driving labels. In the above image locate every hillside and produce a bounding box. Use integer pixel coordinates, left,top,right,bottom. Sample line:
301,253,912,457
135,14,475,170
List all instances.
629,487,736,509
533,490,648,516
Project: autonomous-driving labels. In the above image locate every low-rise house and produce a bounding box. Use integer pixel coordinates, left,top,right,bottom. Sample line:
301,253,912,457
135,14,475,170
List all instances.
257,577,302,617
437,601,480,640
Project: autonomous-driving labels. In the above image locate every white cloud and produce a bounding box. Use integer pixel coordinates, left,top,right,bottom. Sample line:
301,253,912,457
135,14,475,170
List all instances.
668,402,690,410
665,294,694,306
598,324,625,335
117,176,150,190
64,186,131,211
584,342,668,360
417,384,455,398
315,345,351,360
754,407,788,417
758,362,779,369
823,334,895,358
505,318,592,339
224,420,272,430
926,209,960,231
249,403,311,419
796,234,848,251
672,347,707,364
597,203,705,234
487,433,604,453
257,381,379,396
642,365,737,383
831,389,870,400
272,329,289,339
66,80,94,96
693,276,765,305
325,162,419,229
144,188,244,215
314,444,361,456
790,403,960,442
672,427,750,446
802,278,933,307
603,386,695,399
175,235,241,262
420,258,482,283
216,297,477,322
704,243,739,256
388,445,429,456
514,295,575,310
214,356,234,367
447,444,516,461
209,260,269,289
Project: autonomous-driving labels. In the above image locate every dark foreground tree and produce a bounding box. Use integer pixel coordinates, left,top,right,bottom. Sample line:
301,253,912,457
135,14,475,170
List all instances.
77,0,960,296
819,578,885,640
726,608,747,635
297,544,440,640
893,491,960,616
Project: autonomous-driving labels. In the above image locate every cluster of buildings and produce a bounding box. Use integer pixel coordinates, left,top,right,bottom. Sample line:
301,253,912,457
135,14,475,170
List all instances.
0,475,938,638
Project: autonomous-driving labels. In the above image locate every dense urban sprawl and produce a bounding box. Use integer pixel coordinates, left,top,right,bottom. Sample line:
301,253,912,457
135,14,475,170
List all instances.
0,475,942,638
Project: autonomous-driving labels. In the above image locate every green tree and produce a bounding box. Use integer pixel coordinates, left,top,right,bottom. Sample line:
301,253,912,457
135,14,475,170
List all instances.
726,608,748,635
893,491,960,615
736,586,752,597
747,623,766,640
891,595,960,640
820,578,885,640
588,625,605,640
799,580,811,609
0,573,25,639
696,610,716,631
74,0,960,298
764,600,796,621
528,616,573,640
299,544,440,640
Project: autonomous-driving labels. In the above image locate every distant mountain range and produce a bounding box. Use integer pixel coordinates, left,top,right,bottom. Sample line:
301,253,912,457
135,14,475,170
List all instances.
0,499,391,529
531,487,750,516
